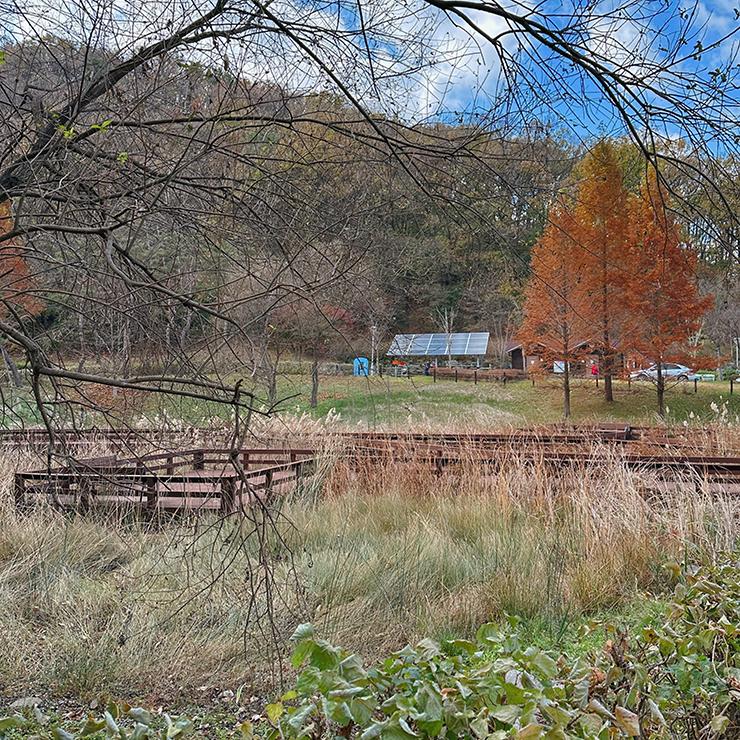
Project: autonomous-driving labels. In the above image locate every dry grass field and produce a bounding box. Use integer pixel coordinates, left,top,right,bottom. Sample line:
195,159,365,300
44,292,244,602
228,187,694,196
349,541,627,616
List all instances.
1,424,739,702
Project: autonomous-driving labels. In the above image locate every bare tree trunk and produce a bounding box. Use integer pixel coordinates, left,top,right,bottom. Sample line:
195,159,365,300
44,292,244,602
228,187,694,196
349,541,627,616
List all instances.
1,344,22,387
311,336,319,408
563,361,571,418
311,360,319,408
657,367,665,417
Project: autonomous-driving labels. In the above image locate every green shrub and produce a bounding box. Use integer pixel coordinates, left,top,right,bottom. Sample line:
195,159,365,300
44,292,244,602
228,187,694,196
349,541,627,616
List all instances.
266,556,740,740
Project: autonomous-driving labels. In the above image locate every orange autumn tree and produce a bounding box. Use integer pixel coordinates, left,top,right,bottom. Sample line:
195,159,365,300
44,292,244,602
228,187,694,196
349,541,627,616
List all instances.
622,175,714,416
0,201,43,384
0,201,43,317
575,140,630,403
518,202,591,418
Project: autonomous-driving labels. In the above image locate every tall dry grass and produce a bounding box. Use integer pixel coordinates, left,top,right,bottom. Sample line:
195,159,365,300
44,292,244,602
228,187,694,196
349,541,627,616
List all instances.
0,432,739,699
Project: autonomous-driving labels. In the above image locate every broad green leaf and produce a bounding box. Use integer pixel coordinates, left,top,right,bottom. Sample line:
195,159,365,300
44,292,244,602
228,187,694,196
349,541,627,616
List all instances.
287,705,314,733
711,716,730,734
614,707,640,737
413,683,444,736
658,637,675,657
449,639,478,655
542,705,574,727
578,714,603,736
328,687,365,701
130,724,151,740
587,700,615,721
80,717,108,736
291,623,314,642
517,722,544,740
296,666,321,694
166,715,194,740
0,716,26,731
491,705,521,724
126,708,153,725
351,695,375,726
416,638,441,660
477,623,500,646
52,728,76,740
533,653,558,679
282,690,298,701
266,703,285,725
361,722,386,740
310,639,342,670
572,678,589,709
381,717,418,740
104,711,121,738
493,658,518,673
647,700,665,727
240,720,254,740
543,727,567,740
470,716,489,739
340,654,368,683
504,682,527,705
292,640,315,669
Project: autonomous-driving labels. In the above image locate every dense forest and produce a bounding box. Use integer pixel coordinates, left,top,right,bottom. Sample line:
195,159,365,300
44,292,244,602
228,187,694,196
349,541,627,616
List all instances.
1,0,739,422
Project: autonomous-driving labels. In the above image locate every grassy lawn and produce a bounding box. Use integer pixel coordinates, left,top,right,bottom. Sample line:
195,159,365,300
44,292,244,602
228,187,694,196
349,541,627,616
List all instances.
274,373,740,428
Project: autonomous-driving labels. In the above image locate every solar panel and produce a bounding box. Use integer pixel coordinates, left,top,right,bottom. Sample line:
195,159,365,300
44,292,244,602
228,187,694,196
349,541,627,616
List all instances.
386,333,490,356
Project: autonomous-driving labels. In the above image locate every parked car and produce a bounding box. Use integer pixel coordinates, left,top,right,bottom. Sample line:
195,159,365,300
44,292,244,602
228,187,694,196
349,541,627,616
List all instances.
629,363,698,381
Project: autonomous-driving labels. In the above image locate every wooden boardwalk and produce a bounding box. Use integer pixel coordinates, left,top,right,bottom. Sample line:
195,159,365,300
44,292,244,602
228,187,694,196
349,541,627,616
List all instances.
14,447,314,513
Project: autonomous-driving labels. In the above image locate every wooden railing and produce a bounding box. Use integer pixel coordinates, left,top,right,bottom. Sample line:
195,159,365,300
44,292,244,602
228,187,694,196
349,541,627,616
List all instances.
14,447,315,514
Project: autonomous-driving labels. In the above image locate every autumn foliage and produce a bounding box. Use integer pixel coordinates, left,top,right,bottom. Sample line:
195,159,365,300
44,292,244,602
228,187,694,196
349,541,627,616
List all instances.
516,202,591,418
519,141,713,417
0,201,43,318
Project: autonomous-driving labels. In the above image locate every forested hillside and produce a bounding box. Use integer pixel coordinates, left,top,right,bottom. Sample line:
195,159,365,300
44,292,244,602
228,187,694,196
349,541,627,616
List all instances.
1,0,740,424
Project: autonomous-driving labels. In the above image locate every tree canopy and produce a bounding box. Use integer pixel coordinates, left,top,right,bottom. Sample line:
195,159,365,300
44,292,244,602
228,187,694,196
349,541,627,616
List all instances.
0,0,738,428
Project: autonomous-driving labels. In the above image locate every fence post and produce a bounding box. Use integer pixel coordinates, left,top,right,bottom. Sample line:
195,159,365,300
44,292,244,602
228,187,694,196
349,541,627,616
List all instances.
146,477,156,512
433,367,436,383
694,378,698,394
220,476,236,515
193,450,204,470
14,473,24,508
732,378,734,395
474,370,477,385
455,369,458,383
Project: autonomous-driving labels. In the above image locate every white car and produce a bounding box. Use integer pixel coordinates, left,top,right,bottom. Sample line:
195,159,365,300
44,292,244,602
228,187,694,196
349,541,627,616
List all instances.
629,363,698,381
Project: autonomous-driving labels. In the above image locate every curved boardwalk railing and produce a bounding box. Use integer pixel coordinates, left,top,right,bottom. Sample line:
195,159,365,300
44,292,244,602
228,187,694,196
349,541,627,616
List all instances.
14,447,315,513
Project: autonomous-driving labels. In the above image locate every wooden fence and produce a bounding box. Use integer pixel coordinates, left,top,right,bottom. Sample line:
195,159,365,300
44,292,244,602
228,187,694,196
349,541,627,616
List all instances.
14,447,314,514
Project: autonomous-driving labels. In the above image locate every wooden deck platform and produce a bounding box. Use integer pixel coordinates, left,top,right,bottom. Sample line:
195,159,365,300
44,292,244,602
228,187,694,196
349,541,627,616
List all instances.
14,447,315,513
